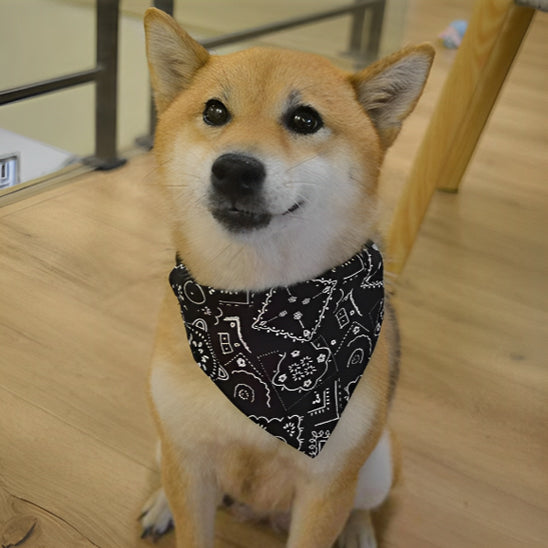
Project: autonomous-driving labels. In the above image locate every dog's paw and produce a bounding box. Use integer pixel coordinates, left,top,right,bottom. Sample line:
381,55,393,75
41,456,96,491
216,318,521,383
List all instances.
336,509,377,548
140,487,174,541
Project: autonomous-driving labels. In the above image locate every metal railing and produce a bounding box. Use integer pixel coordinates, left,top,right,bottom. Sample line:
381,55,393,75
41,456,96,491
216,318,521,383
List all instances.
201,0,385,53
151,0,385,55
0,0,385,171
0,0,125,171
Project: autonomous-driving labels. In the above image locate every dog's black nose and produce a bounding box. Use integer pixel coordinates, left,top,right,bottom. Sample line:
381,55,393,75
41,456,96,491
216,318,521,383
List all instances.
211,153,266,200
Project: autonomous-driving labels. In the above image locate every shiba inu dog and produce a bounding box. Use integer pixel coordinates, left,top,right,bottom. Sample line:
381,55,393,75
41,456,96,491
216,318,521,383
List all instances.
140,8,433,547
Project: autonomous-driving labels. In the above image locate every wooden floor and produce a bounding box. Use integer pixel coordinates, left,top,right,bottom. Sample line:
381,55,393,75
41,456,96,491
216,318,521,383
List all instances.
1,1,546,547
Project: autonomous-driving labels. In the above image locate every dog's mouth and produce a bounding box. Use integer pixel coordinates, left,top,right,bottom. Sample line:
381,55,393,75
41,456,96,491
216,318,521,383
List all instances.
211,201,304,232
211,207,271,231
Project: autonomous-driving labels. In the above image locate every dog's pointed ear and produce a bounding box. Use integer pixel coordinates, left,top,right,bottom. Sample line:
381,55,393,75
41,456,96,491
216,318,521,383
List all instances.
144,8,210,113
350,44,435,149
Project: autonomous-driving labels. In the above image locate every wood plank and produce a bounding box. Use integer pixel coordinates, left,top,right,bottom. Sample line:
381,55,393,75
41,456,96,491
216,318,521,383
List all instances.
0,481,97,547
0,386,155,547
0,155,169,468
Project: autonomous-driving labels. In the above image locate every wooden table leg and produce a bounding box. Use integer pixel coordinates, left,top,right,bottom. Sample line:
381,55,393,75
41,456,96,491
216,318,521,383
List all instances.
385,0,535,275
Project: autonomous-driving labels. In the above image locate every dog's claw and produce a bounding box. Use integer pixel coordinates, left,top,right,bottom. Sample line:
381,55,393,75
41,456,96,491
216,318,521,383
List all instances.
141,525,153,539
140,488,174,542
151,521,173,543
140,521,173,541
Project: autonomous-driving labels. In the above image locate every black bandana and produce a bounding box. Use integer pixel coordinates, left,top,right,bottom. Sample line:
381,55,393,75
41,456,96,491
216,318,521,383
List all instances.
169,242,384,458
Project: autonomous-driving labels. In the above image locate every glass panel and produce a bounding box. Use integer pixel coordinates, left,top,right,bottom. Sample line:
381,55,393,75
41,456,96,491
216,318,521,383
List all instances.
0,0,151,190
0,0,95,188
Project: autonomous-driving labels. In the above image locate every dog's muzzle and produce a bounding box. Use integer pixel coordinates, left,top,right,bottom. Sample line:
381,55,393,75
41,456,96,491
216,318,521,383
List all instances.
209,153,271,231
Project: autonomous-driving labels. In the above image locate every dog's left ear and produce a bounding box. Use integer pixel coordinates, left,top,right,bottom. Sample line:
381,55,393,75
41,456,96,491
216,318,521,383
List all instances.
350,44,435,148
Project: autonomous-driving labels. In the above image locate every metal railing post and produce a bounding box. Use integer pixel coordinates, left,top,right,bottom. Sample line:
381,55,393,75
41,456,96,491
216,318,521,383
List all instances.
348,0,385,67
348,0,368,60
92,0,126,169
366,0,386,62
136,0,175,150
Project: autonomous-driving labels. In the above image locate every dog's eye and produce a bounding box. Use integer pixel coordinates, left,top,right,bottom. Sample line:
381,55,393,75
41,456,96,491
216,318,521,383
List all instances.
285,106,323,135
203,99,230,126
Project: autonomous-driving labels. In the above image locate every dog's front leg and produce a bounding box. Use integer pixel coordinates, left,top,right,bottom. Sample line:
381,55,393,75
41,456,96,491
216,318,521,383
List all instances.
161,441,219,548
287,480,356,548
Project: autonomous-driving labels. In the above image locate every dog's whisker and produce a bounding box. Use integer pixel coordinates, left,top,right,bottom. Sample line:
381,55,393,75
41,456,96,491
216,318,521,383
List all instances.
284,154,321,173
203,242,248,278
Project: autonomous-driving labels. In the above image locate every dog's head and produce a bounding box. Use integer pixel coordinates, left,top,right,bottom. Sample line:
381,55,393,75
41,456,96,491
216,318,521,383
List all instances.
144,9,433,289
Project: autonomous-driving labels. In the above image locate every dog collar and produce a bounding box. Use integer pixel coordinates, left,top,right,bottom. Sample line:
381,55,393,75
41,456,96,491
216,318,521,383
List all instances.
169,242,384,458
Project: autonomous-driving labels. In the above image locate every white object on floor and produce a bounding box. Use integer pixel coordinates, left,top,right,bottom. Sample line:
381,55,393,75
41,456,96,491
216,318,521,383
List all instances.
0,128,77,187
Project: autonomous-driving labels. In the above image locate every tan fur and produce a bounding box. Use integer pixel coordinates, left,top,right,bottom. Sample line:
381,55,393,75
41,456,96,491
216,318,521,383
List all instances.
142,8,433,547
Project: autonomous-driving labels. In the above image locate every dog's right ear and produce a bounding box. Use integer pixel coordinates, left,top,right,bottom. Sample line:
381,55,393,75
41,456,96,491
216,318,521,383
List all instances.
350,44,434,149
144,8,210,113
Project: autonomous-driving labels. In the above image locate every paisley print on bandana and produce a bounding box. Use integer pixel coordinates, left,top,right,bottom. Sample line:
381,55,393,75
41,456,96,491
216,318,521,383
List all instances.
170,242,384,458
